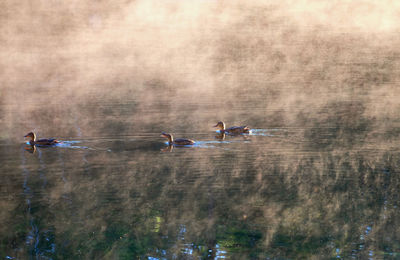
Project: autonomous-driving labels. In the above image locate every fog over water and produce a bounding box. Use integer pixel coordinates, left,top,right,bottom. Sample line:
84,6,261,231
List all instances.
1,0,400,259
1,0,399,139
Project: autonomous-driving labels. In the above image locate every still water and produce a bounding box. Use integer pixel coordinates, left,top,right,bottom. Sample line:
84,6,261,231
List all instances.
1,92,400,259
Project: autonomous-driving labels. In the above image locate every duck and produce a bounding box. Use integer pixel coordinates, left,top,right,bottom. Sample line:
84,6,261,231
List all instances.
161,132,195,146
214,121,250,134
24,132,59,146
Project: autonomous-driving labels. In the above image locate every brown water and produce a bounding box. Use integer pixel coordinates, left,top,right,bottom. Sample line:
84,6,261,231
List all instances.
2,1,400,259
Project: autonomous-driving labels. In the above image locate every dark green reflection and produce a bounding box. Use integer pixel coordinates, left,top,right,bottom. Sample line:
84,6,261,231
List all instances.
1,119,400,259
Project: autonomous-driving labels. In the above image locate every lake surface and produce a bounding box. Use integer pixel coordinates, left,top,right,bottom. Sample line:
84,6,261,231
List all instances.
1,90,400,259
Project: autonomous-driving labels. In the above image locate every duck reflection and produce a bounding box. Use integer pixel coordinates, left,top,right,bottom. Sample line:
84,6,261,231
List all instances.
24,144,37,154
161,144,174,152
215,132,226,141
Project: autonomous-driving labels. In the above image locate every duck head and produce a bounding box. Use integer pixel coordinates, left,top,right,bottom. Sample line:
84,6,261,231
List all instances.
161,132,173,143
213,121,225,131
24,132,36,141
24,132,36,145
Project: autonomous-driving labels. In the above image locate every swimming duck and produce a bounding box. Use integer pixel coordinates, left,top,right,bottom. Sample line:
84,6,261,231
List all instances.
214,121,250,134
24,132,59,146
161,132,195,146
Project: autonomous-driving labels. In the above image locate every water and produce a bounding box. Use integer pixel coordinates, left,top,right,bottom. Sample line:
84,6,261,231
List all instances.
1,93,400,259
1,1,400,258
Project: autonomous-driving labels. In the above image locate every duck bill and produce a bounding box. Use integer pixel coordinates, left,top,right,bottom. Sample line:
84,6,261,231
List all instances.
213,124,218,127
24,134,29,137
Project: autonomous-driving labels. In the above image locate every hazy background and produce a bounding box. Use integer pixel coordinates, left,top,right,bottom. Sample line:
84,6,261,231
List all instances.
1,0,399,141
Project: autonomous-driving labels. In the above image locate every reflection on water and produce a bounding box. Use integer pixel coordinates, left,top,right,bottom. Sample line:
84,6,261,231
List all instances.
1,94,400,259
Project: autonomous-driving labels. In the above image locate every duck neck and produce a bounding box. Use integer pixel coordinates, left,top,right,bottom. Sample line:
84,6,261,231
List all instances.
29,134,36,145
168,135,174,144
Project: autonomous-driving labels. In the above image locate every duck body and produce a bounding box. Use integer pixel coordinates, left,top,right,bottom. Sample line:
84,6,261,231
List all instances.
214,121,250,134
24,132,59,146
224,126,250,134
34,138,59,146
161,132,195,146
172,138,196,145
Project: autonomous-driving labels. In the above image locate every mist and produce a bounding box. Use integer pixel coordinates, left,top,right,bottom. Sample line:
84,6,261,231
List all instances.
1,0,400,140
